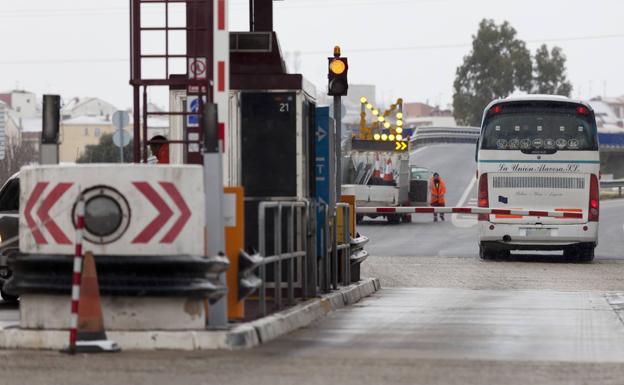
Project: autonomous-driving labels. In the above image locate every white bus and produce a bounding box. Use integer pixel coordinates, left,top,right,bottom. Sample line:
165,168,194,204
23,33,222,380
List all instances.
476,95,600,262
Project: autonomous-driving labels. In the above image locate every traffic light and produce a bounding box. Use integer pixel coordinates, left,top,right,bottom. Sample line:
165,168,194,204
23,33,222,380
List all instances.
42,95,60,144
328,46,348,96
238,249,263,300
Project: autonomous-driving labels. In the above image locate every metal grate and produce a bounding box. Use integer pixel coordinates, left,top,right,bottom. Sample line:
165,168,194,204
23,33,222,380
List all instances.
493,176,585,189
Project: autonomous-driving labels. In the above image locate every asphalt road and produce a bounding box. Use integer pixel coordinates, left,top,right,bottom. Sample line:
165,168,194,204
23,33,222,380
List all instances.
363,143,624,260
1,143,624,385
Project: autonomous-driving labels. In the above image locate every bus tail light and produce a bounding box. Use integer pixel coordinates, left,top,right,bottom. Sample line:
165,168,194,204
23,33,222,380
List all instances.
589,174,599,222
478,173,489,221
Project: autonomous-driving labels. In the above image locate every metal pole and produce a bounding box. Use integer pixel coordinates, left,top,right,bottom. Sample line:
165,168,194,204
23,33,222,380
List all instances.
258,204,267,316
274,204,282,310
333,96,341,290
203,103,228,327
334,96,342,202
119,128,124,163
287,206,295,305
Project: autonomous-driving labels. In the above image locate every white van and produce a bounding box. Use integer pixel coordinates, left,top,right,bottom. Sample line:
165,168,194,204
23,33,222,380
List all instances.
476,96,600,262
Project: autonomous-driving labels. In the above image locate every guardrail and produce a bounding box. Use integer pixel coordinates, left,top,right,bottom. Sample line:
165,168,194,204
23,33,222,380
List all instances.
411,126,480,148
601,179,624,197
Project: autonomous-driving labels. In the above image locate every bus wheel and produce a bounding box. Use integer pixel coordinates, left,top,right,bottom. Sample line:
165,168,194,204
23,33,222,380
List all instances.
574,244,595,263
479,244,498,260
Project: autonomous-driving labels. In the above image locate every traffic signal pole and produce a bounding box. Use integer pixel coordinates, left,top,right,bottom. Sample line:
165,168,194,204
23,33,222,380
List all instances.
327,46,348,289
334,96,342,202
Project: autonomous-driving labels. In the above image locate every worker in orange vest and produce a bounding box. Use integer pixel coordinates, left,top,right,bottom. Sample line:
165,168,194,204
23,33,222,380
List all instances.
430,172,446,222
149,135,170,164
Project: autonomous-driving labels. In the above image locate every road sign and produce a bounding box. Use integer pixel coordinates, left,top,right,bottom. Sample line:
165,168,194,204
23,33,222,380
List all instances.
24,182,74,245
352,139,408,153
187,97,200,127
188,58,207,80
132,181,191,244
315,107,335,258
395,141,407,151
19,165,204,256
113,129,132,147
112,110,130,130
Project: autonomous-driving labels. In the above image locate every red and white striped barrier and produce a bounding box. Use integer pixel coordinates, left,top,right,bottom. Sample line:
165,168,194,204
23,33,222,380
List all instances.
68,196,85,354
356,206,583,219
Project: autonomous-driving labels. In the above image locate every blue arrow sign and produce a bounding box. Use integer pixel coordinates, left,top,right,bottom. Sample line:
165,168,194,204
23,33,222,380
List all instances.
187,97,200,127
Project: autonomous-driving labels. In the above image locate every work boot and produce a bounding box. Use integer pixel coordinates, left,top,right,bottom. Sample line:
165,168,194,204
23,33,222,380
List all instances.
441,214,445,221
433,215,438,222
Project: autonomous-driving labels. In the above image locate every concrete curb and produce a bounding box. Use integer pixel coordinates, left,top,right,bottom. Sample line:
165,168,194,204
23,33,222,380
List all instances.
0,278,380,351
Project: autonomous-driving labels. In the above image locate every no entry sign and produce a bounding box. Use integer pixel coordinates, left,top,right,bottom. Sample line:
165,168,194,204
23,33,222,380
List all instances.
188,58,207,80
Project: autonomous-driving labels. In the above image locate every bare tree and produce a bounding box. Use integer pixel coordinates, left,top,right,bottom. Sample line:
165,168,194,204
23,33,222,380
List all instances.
0,138,37,185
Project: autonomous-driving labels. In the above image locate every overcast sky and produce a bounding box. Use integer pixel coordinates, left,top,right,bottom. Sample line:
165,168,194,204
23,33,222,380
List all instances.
1,0,623,110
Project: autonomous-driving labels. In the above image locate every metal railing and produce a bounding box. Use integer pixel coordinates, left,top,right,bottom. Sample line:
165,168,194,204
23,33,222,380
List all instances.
335,203,352,287
410,126,480,148
257,200,309,316
601,179,624,197
255,200,357,316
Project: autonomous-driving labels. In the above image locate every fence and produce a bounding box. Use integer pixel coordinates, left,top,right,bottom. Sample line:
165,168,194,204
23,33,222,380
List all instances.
255,200,357,317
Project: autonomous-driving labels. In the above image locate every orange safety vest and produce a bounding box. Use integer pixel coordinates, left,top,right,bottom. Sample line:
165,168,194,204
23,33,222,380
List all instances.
430,177,446,205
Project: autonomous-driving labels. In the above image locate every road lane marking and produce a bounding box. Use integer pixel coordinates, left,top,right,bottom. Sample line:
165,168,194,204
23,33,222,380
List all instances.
452,176,478,228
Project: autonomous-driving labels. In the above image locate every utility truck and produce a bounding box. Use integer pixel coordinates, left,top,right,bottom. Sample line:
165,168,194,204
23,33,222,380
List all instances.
342,139,412,224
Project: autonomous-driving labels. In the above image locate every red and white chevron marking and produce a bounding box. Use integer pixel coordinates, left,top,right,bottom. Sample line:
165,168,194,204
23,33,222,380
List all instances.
356,207,583,219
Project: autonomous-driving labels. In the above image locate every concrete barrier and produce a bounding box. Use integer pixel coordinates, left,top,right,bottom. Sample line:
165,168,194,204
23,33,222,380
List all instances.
0,277,380,351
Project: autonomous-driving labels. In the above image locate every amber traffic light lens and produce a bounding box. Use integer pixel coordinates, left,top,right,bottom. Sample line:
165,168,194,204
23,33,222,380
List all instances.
329,59,346,75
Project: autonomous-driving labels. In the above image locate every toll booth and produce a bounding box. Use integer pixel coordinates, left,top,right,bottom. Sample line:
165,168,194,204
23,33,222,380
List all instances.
225,31,317,258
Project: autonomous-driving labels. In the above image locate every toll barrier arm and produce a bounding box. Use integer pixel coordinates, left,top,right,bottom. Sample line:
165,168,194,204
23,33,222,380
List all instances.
356,207,584,219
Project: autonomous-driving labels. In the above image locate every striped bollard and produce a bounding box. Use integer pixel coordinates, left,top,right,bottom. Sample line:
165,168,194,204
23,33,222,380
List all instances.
68,196,85,354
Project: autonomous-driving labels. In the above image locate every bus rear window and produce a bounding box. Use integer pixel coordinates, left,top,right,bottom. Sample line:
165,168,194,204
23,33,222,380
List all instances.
481,107,598,152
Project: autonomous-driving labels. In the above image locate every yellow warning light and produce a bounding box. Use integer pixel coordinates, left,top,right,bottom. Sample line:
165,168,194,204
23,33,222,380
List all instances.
397,98,404,104
389,134,395,141
390,104,396,111
381,134,388,141
372,109,379,116
396,120,403,127
366,103,373,110
373,133,381,141
334,45,341,57
396,112,403,119
329,59,346,75
377,116,385,123
384,122,391,129
360,97,367,104
396,127,403,134
396,134,403,141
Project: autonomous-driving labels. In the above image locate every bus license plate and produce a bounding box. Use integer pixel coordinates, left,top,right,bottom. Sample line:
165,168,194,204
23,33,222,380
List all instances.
526,228,551,237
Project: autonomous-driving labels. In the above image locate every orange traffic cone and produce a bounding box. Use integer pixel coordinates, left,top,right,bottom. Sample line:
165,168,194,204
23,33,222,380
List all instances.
68,252,120,353
373,154,381,178
383,158,394,182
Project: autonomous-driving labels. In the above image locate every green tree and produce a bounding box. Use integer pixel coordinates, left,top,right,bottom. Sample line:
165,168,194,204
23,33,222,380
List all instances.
533,44,572,96
76,133,133,163
453,19,533,126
